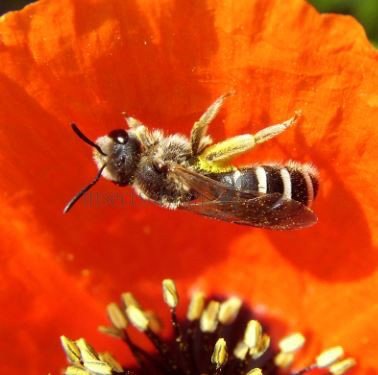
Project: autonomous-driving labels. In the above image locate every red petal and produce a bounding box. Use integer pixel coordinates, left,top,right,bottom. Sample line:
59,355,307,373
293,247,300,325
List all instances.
0,1,377,374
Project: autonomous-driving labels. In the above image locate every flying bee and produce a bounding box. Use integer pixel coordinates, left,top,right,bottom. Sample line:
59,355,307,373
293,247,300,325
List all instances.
64,94,318,229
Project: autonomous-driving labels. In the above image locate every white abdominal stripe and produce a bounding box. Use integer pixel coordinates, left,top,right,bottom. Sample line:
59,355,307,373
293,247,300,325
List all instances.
206,163,318,206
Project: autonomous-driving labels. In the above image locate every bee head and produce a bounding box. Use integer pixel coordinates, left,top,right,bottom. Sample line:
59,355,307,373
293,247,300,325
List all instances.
93,129,142,186
64,125,142,213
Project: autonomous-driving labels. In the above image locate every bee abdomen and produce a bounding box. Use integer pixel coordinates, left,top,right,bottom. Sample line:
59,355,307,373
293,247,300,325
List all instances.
207,162,318,206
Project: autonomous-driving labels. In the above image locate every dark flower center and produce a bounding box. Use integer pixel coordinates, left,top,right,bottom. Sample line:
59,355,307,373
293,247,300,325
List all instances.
60,279,355,375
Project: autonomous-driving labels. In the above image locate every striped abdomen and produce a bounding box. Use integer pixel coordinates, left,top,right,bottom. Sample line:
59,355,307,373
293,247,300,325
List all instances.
206,162,318,206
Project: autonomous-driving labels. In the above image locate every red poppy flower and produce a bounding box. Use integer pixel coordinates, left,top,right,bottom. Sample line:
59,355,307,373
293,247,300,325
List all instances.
0,0,377,374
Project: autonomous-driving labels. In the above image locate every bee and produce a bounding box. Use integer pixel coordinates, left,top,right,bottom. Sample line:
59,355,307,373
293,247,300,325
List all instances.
64,94,318,229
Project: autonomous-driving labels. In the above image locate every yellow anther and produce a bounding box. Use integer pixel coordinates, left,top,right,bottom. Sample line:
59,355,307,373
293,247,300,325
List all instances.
200,301,220,333
126,305,149,332
218,297,242,325
75,338,98,362
274,352,295,368
246,368,263,375
316,346,344,368
187,291,205,321
233,341,249,360
329,358,356,375
244,320,263,349
121,292,140,308
278,333,305,353
211,338,228,368
60,336,81,364
107,303,128,329
162,279,179,308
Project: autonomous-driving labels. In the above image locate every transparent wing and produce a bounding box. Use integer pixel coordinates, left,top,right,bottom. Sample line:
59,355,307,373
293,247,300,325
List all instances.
172,164,317,230
180,194,317,230
171,164,259,201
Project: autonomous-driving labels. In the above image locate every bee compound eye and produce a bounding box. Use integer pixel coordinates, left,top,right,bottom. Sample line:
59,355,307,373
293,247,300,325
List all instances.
108,129,129,144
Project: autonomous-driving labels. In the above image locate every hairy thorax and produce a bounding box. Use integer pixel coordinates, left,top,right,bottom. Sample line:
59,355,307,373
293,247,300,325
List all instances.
133,133,194,207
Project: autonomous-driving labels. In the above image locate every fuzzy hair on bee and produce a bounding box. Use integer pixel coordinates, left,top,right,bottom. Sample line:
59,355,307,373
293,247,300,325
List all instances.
64,94,319,230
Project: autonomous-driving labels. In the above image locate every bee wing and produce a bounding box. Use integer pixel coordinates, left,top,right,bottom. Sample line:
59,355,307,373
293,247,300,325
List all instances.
172,164,317,230
171,164,259,201
181,195,317,230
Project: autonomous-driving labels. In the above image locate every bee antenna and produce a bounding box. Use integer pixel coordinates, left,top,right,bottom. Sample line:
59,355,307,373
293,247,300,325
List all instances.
71,123,107,156
63,164,107,214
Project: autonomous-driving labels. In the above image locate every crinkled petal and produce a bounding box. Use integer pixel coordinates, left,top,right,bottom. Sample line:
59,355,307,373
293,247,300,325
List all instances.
0,1,377,374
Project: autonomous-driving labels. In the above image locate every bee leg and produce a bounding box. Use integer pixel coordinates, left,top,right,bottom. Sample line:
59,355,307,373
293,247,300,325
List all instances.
190,92,234,156
253,110,301,146
199,111,301,163
152,158,169,174
122,112,144,129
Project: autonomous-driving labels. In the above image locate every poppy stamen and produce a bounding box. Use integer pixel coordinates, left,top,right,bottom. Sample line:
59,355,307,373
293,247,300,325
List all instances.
60,279,356,375
211,338,228,373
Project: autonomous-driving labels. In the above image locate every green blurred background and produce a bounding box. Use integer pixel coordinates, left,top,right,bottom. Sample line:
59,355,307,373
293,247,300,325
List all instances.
310,0,378,46
0,0,377,46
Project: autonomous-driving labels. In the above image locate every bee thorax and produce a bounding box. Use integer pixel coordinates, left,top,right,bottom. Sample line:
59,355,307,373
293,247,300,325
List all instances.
132,135,194,207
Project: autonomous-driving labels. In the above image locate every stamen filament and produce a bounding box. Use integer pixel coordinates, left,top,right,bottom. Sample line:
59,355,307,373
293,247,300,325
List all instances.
59,280,355,375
